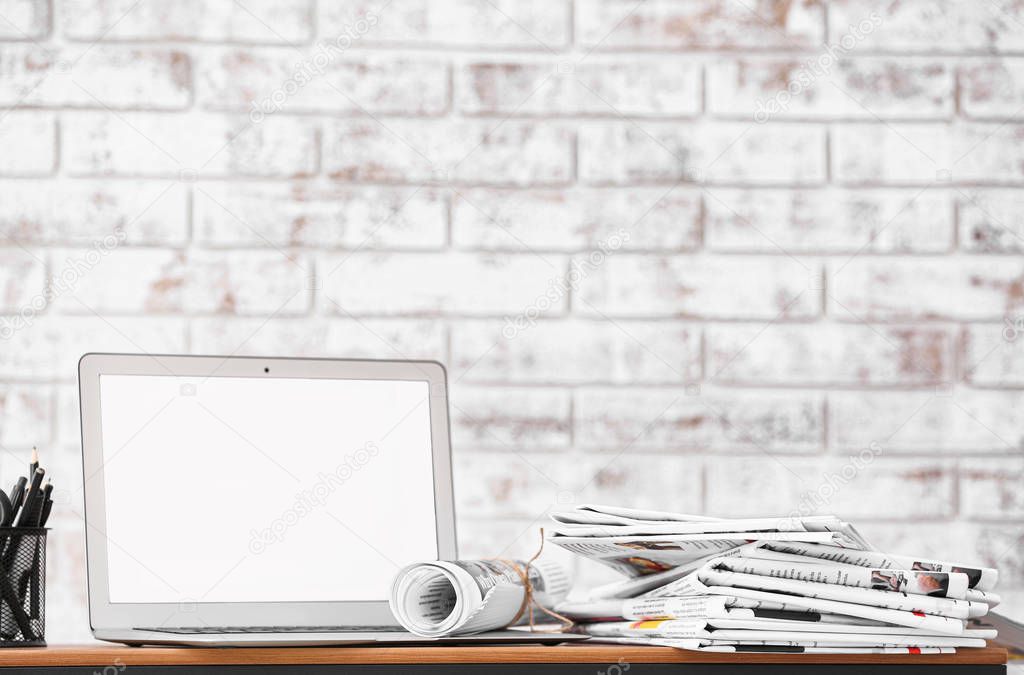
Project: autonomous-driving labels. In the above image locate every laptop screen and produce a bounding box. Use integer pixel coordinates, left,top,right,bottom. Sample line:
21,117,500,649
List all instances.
96,374,439,604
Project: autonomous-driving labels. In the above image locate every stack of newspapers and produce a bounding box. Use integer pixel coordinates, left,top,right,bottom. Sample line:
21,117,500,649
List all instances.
549,505,1000,654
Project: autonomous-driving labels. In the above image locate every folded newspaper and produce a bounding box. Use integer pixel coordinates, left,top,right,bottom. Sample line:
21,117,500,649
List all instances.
549,505,1000,654
390,558,571,637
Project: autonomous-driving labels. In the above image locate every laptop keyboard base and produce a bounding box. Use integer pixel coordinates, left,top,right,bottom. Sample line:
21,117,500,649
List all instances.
139,626,403,635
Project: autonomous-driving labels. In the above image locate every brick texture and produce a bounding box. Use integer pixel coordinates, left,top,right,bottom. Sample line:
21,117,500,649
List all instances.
833,123,1024,184
451,319,702,384
0,112,55,175
189,317,446,360
829,258,1024,321
319,0,570,48
0,0,49,39
0,180,188,244
0,46,191,109
0,317,187,380
452,188,701,251
193,183,446,248
319,252,566,315
961,324,1024,387
574,388,824,452
198,50,449,115
579,122,827,185
46,248,310,315
958,189,1024,253
61,0,315,43
0,384,50,446
456,58,701,116
322,120,573,185
960,61,1024,118
451,387,572,448
63,112,318,177
829,1,1024,53
705,188,953,253
578,255,819,319
830,390,1024,452
706,324,951,386
1,0,1022,641
705,456,957,520
575,0,824,49
708,58,953,120
960,457,1024,519
0,249,45,312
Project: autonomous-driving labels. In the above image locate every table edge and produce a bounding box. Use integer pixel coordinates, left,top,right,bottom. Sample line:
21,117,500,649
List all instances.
0,645,1008,667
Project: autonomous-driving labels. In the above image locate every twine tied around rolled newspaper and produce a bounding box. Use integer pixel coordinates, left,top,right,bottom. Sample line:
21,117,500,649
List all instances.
489,528,574,632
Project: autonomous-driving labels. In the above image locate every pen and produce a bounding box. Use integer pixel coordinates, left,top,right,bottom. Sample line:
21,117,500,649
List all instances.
0,573,34,640
38,481,52,527
26,481,50,621
10,476,26,522
27,466,43,494
16,489,44,530
27,447,38,492
38,498,53,528
16,468,44,527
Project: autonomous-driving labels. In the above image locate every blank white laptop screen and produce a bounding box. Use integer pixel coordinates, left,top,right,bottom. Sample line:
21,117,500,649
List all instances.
97,374,439,604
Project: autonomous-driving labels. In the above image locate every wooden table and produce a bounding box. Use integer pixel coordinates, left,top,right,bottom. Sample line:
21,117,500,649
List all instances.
0,644,1008,674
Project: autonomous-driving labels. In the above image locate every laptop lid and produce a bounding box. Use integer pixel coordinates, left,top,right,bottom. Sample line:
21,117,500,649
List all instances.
79,353,457,631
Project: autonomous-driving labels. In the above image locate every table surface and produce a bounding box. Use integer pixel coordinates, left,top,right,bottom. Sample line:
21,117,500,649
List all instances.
0,644,1008,667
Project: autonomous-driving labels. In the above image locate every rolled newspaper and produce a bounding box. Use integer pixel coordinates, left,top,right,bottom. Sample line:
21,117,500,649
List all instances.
390,559,571,637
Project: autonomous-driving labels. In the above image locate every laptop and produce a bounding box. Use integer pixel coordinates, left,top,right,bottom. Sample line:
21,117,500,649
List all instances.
78,354,574,646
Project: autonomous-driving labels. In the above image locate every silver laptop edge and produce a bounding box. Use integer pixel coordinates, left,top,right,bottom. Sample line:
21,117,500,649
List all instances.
79,353,459,645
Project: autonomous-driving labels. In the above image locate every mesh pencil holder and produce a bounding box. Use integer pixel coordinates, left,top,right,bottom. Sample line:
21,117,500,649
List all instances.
0,528,46,647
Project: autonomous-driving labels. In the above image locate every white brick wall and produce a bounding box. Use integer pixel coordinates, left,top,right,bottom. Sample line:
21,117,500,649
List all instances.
0,0,1022,643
